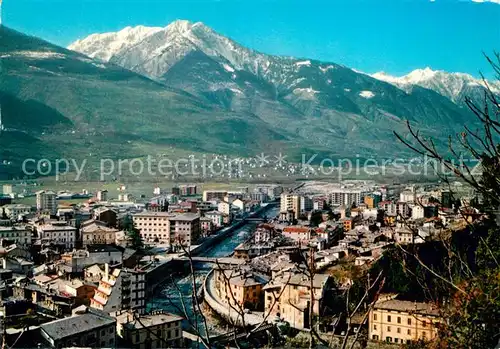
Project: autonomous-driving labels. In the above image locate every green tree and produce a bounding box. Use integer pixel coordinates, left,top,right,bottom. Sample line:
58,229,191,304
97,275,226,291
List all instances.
122,215,143,250
309,211,323,227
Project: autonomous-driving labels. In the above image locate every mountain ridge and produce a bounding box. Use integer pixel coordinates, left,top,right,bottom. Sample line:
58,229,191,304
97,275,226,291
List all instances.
69,20,499,107
0,23,490,179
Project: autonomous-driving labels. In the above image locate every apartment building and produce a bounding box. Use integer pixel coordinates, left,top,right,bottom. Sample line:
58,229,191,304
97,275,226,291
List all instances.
0,226,32,245
36,222,77,249
329,189,365,207
117,311,183,349
132,211,200,246
91,264,146,316
204,211,225,228
36,190,57,215
172,184,197,196
169,213,201,249
96,190,109,202
40,307,116,348
300,196,314,213
282,226,312,245
202,190,228,202
2,204,31,219
369,296,440,344
214,268,268,310
263,272,331,329
379,201,397,216
280,193,301,219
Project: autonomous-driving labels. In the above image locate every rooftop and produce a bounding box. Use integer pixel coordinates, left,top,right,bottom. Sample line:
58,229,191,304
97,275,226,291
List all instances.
40,310,115,341
118,312,183,330
374,297,440,316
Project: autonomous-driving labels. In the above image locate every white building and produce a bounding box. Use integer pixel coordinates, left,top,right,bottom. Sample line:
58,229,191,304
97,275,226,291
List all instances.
0,226,32,245
217,201,231,215
132,211,200,248
2,184,13,195
204,211,225,228
280,193,301,219
97,190,108,202
3,204,31,219
400,191,415,203
329,189,365,207
411,205,425,220
36,222,77,249
36,190,57,215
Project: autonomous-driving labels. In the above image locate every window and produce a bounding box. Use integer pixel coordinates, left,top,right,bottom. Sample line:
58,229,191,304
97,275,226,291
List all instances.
387,315,391,322
387,326,391,332
373,313,377,320
394,338,399,343
408,329,411,335
422,321,427,327
397,317,401,324
408,318,412,325
397,328,401,334
373,325,377,330
422,331,427,338
386,337,392,343
372,335,379,340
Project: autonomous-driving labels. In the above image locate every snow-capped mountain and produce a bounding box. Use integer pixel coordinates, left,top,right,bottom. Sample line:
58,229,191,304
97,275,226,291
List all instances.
66,20,484,157
69,20,283,82
69,20,498,110
372,68,500,104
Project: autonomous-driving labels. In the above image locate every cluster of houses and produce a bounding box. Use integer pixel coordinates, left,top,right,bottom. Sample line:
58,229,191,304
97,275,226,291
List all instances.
210,183,479,344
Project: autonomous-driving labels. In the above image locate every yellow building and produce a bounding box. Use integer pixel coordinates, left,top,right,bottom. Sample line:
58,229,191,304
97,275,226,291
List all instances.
364,196,375,209
263,272,331,330
341,218,353,232
369,295,440,345
214,268,267,310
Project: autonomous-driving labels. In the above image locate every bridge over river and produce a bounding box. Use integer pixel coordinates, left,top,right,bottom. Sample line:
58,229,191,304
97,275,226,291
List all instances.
172,256,245,265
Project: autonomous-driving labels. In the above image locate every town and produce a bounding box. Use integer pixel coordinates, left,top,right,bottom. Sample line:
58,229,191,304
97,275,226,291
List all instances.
0,178,483,348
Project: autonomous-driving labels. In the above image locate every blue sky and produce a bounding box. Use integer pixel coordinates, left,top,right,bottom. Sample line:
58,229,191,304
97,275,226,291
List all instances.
3,0,500,77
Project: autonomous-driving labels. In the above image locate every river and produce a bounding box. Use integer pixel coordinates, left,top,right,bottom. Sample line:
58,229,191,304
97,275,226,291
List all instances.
147,206,279,335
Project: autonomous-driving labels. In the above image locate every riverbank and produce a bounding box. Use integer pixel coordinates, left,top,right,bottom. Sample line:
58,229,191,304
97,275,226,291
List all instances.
144,203,278,294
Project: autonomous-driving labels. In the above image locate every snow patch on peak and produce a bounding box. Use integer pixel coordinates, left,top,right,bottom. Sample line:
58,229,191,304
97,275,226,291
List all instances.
319,65,334,73
293,87,320,100
68,25,163,61
371,67,500,101
295,60,311,67
359,90,375,99
222,63,235,73
165,20,202,33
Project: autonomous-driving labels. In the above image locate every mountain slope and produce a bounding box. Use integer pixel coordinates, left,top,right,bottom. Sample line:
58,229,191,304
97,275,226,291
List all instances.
0,26,293,176
69,21,478,158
